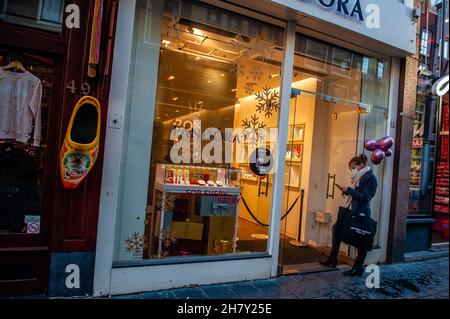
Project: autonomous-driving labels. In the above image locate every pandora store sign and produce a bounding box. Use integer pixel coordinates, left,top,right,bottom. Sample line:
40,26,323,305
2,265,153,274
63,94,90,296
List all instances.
299,0,367,22
270,0,416,54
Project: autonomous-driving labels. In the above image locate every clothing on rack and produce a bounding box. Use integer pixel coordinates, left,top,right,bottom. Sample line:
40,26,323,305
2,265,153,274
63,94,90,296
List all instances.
0,67,42,147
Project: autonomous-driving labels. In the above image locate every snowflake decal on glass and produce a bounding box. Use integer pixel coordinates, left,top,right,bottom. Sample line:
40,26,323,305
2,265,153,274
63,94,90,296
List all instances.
124,232,148,258
165,193,176,211
231,35,247,54
250,66,263,81
155,190,164,209
242,115,266,146
231,58,245,77
255,85,280,118
244,82,257,95
155,191,176,211
161,228,178,248
248,36,277,61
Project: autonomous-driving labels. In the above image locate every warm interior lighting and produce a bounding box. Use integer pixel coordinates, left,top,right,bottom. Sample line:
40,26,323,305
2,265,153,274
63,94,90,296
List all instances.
192,28,204,36
172,97,179,101
168,76,175,80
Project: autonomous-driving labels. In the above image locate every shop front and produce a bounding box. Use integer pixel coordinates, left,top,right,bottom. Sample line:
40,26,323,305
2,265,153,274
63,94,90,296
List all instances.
93,0,416,296
0,0,118,297
406,0,448,255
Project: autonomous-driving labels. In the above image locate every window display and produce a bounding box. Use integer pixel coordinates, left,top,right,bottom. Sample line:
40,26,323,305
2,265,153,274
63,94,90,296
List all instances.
150,164,241,257
0,52,52,234
408,0,449,244
113,0,284,262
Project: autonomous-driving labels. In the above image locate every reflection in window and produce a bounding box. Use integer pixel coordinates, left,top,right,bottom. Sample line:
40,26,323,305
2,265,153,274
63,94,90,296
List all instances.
0,0,64,33
0,52,53,234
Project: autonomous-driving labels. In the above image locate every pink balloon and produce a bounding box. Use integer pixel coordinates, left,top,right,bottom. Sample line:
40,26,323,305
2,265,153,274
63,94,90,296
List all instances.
384,150,393,157
371,149,385,165
364,139,378,151
377,136,394,151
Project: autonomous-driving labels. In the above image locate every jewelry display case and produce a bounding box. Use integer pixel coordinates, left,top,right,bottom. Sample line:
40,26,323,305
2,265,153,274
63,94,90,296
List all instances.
150,164,242,257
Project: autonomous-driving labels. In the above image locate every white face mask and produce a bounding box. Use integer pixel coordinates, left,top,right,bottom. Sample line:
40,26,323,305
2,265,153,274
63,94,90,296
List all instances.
351,168,360,175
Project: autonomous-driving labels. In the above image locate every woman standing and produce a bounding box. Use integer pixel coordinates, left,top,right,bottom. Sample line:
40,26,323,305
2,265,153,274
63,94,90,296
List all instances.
319,154,378,276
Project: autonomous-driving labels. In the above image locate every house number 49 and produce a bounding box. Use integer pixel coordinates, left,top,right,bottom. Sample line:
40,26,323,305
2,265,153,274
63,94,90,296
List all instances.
66,80,91,95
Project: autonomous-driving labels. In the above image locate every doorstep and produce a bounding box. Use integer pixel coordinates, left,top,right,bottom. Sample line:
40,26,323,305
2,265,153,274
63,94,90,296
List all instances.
404,248,449,263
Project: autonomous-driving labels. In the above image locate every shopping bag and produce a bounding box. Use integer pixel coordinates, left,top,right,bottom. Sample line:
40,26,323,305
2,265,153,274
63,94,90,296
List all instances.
332,206,353,240
340,213,378,251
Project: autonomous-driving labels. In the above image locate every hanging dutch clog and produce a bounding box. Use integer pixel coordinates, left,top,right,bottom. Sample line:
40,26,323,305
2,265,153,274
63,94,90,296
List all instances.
60,96,101,189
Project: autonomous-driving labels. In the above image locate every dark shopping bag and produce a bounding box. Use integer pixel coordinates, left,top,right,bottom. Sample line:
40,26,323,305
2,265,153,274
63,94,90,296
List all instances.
332,206,353,239
340,212,378,251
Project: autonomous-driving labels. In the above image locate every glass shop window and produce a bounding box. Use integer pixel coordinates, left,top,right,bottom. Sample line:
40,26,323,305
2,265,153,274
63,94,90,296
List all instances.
113,0,284,262
0,51,53,234
0,0,64,33
420,29,431,57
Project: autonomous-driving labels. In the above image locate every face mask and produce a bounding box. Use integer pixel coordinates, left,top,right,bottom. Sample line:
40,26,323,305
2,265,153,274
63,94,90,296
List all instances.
351,168,359,175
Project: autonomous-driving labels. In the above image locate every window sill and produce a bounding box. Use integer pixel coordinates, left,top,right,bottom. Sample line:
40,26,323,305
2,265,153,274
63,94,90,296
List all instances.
112,252,271,268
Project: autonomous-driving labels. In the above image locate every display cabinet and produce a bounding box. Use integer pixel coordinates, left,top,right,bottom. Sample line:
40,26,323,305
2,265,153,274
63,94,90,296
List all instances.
150,164,242,257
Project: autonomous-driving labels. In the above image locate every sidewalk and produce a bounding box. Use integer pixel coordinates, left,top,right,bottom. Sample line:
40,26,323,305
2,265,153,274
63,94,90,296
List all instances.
112,257,449,299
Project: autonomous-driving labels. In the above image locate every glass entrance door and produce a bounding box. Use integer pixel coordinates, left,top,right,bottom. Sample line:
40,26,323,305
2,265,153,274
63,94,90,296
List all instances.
278,85,370,275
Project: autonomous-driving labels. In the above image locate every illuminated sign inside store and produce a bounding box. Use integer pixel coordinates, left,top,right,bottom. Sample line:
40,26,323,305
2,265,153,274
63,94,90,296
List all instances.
299,0,365,21
432,75,449,97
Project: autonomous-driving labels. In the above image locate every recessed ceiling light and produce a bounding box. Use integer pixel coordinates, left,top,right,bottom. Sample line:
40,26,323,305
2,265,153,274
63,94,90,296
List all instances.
168,76,175,80
198,101,203,105
156,116,161,120
172,97,179,101
175,110,180,113
207,80,212,83
220,73,225,77
165,113,169,116
231,89,237,92
192,28,203,36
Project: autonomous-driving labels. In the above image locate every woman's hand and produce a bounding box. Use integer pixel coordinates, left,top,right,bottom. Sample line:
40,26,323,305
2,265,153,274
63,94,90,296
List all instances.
338,185,349,193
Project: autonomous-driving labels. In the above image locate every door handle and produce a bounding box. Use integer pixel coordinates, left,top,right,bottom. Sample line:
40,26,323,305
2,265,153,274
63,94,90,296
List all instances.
326,173,336,199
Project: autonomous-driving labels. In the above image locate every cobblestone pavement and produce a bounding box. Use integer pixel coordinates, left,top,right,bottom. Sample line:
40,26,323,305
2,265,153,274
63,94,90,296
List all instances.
112,257,449,300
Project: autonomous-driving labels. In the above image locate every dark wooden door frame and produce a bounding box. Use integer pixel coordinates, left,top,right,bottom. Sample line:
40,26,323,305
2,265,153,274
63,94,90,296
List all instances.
0,0,119,296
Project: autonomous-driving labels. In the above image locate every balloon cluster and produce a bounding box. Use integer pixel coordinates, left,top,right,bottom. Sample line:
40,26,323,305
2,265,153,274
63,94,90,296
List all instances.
364,136,394,165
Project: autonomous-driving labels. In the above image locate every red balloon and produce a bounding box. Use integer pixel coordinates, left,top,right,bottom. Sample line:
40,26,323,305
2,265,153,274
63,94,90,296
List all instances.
371,149,385,165
384,150,393,157
377,136,394,151
364,139,378,151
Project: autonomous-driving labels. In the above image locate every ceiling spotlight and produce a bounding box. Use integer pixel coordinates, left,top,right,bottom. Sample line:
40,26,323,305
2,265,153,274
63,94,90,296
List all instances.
220,73,225,77
175,109,180,113
207,80,212,83
168,76,175,80
172,97,179,101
